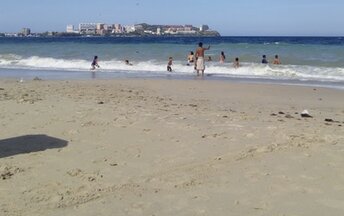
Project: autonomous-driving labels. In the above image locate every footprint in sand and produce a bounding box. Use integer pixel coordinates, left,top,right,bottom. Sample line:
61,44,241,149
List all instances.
0,165,24,180
68,168,104,183
66,168,83,177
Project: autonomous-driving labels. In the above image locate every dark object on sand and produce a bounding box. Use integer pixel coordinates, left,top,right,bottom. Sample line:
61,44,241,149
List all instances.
301,113,313,118
285,114,294,119
301,110,313,118
325,119,341,123
98,101,104,104
278,111,285,115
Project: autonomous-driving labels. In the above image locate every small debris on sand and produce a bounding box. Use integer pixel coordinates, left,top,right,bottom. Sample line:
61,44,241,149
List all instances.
285,114,294,119
1,166,24,180
33,77,42,81
301,110,312,118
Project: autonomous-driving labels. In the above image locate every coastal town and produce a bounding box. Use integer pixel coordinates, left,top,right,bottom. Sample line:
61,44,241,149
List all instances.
0,23,220,37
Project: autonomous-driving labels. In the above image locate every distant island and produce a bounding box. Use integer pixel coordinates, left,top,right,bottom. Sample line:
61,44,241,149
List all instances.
0,23,221,37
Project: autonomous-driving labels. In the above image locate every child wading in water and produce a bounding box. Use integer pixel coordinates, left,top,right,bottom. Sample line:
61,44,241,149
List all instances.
125,59,133,66
233,57,240,68
220,51,226,63
273,55,281,64
91,56,100,70
167,57,173,72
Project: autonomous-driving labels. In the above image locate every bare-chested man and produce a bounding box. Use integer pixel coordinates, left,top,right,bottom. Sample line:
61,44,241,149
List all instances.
195,42,210,76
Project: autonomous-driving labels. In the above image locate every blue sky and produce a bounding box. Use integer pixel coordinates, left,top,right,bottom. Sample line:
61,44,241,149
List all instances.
0,0,343,36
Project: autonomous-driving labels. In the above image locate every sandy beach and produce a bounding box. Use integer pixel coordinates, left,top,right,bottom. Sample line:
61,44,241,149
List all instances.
1,78,344,216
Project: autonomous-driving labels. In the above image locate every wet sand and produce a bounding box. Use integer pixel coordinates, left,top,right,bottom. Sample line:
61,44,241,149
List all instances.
1,78,344,216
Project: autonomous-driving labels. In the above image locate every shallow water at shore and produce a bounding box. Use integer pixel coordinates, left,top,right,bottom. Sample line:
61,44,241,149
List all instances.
1,68,344,90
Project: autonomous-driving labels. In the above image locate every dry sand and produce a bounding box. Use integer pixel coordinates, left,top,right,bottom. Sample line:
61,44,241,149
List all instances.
0,78,344,216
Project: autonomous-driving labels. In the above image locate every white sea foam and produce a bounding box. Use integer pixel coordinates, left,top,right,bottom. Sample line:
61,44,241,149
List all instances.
0,55,343,82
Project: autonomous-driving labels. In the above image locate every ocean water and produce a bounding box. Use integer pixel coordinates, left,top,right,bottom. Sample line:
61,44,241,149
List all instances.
0,37,344,87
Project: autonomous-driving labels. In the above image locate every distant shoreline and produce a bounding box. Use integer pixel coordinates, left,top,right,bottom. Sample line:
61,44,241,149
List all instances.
0,33,221,38
2,35,344,39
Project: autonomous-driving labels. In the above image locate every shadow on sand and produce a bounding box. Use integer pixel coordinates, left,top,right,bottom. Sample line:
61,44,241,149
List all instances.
0,135,68,158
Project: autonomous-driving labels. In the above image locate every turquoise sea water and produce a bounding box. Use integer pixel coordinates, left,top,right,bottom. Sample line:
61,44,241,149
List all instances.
0,37,343,87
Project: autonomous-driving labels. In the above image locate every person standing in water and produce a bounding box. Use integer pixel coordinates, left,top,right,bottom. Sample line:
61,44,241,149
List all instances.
220,51,226,63
187,51,195,66
233,57,240,68
195,42,210,76
91,56,100,70
167,57,173,72
262,55,268,64
273,55,281,64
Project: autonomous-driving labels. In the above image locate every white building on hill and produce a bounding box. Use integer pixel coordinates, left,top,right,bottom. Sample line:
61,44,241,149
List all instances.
79,23,97,34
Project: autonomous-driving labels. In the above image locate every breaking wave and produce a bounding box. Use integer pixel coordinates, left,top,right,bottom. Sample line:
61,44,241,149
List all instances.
0,54,344,82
